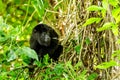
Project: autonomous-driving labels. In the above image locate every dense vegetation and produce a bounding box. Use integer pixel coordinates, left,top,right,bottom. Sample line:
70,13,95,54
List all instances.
0,0,120,80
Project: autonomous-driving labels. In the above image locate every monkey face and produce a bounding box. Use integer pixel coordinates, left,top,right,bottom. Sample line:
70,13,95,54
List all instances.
30,24,59,48
32,28,51,47
37,31,51,46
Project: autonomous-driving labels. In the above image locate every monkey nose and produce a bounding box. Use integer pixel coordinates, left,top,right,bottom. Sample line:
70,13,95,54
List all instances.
44,35,51,42
45,36,50,42
43,36,51,46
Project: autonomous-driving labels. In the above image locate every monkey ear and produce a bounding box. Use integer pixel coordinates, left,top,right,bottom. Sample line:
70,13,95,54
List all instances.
50,29,58,38
33,29,37,33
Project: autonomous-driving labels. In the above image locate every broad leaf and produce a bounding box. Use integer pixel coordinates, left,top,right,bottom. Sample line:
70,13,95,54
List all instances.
109,0,119,7
83,17,102,26
22,47,39,61
112,24,118,36
87,5,104,11
16,47,39,61
112,8,120,20
97,22,113,31
96,60,117,69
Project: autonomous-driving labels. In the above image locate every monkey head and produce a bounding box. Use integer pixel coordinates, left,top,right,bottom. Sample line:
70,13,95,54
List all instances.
30,24,58,47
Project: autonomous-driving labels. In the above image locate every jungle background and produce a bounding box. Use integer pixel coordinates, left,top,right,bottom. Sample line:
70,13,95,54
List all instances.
0,0,120,80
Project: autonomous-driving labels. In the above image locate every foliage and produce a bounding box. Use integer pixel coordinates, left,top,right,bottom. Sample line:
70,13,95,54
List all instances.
0,0,120,80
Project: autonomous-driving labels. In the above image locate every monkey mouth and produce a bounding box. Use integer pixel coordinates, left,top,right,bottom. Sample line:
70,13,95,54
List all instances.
38,40,51,47
36,32,51,47
52,37,58,40
37,38,51,47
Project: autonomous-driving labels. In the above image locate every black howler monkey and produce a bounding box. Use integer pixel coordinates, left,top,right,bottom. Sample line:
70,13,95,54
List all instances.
30,24,63,61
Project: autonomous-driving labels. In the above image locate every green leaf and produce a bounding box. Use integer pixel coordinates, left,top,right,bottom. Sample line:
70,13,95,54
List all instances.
22,47,39,61
0,16,3,24
116,15,120,23
75,45,81,54
97,22,118,35
102,0,108,10
109,0,119,7
0,1,5,13
66,61,75,72
54,64,64,76
31,0,49,20
83,17,102,26
87,5,104,11
43,54,50,64
87,73,98,80
96,60,117,69
116,39,120,44
0,30,8,42
97,22,114,31
112,8,120,19
112,50,120,60
16,47,39,61
112,24,118,36
81,70,87,75
85,37,91,45
7,50,17,62
74,61,82,69
101,9,106,18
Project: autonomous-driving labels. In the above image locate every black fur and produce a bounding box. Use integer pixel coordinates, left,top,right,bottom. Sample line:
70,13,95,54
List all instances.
30,24,63,61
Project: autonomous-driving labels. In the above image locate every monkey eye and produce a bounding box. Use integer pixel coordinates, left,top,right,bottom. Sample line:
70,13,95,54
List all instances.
33,29,37,33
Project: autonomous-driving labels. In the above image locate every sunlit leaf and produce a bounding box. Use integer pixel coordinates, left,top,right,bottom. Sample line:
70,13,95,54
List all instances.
0,16,3,24
96,60,117,69
74,61,82,69
97,22,114,31
101,9,106,18
102,0,108,10
112,24,118,36
109,0,119,7
112,8,120,19
116,39,120,44
87,5,104,11
112,50,120,60
83,17,102,26
116,15,120,23
31,0,49,20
